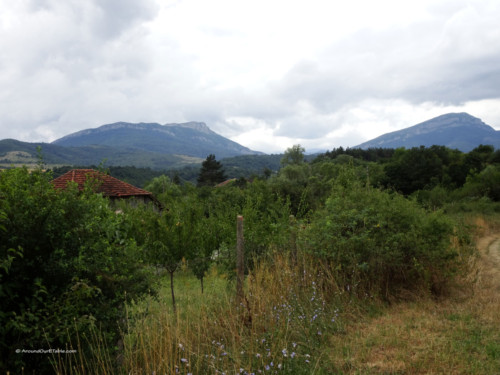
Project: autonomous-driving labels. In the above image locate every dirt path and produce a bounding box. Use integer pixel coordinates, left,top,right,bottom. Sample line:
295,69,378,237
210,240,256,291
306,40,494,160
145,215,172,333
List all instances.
475,233,500,295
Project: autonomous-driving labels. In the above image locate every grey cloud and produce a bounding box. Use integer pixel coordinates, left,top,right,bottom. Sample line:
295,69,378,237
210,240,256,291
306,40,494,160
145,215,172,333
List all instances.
400,58,500,105
0,4,158,100
26,0,158,39
1,1,158,83
219,3,500,144
267,6,500,120
26,0,52,12
2,0,500,149
91,0,158,39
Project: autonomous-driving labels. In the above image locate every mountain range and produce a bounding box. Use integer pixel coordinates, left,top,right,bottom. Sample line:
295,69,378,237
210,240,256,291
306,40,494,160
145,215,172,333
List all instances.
0,113,499,170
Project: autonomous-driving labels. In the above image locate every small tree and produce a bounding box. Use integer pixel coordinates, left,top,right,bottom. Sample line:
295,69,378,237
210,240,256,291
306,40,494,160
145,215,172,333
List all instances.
281,144,305,167
143,195,202,312
145,175,181,200
197,154,227,187
189,217,218,293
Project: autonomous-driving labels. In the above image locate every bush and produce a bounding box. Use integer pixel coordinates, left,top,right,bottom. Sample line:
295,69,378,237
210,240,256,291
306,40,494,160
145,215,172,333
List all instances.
0,167,153,372
303,167,458,299
460,165,500,201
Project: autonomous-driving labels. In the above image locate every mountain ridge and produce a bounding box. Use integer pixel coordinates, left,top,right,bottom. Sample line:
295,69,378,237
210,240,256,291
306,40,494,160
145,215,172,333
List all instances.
355,113,500,151
53,121,214,143
52,121,261,159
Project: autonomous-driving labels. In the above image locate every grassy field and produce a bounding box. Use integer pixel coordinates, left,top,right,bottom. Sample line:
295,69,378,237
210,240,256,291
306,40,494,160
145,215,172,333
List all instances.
54,216,500,374
0,150,65,170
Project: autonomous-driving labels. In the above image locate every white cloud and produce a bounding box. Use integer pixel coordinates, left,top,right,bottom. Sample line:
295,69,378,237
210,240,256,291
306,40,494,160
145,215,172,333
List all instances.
0,0,499,153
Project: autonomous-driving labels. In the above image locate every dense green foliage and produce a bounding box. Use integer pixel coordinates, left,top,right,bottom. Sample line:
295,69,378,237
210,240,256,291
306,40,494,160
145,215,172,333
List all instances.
0,167,153,372
314,145,500,201
281,144,306,166
304,167,457,298
315,146,396,163
2,143,499,373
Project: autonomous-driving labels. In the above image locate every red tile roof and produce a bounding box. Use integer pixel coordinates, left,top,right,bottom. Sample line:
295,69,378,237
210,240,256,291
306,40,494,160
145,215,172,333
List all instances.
216,178,237,187
52,169,153,198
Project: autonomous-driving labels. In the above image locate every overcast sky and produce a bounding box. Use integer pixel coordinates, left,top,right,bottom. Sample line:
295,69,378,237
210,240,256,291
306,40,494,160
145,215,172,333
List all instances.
1,0,500,153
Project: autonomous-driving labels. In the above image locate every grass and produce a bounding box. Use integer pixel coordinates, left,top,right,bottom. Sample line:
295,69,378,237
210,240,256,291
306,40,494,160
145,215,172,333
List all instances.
122,254,347,374
327,299,500,374
325,215,500,374
55,215,500,374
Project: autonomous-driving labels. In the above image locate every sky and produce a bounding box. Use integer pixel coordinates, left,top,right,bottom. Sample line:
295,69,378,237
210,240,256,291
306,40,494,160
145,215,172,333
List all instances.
1,0,500,154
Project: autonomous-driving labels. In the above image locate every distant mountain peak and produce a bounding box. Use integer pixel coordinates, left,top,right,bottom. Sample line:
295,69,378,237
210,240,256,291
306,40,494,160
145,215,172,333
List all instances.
166,121,213,134
57,121,215,140
355,112,500,152
403,113,493,133
51,121,263,159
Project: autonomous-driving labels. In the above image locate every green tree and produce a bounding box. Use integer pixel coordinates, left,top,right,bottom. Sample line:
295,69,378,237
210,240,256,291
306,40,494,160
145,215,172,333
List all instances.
197,154,227,187
460,164,500,201
383,146,444,194
143,197,198,312
241,181,291,266
271,163,311,216
281,144,305,166
188,212,221,293
463,144,495,174
145,175,181,200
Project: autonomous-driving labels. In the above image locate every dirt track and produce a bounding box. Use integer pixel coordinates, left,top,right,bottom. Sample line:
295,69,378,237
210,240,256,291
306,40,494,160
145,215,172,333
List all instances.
475,234,500,293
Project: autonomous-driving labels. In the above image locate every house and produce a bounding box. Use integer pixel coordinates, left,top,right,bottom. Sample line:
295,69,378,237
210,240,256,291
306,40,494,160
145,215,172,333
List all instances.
52,169,161,210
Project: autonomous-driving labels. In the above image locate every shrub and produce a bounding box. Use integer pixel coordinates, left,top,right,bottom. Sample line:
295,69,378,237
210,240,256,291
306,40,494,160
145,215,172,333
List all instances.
460,165,500,201
0,167,153,372
303,167,458,299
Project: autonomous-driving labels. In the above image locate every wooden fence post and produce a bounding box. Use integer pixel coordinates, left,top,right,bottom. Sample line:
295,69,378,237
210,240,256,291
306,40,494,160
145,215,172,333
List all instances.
236,215,245,300
289,214,297,263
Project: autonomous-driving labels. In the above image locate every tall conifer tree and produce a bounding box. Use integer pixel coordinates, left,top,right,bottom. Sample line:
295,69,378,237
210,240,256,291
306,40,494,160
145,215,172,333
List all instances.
197,154,226,187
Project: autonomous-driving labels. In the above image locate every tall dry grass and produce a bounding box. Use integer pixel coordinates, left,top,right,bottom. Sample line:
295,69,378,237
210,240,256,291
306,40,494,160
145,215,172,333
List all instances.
50,322,115,375
121,252,350,374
